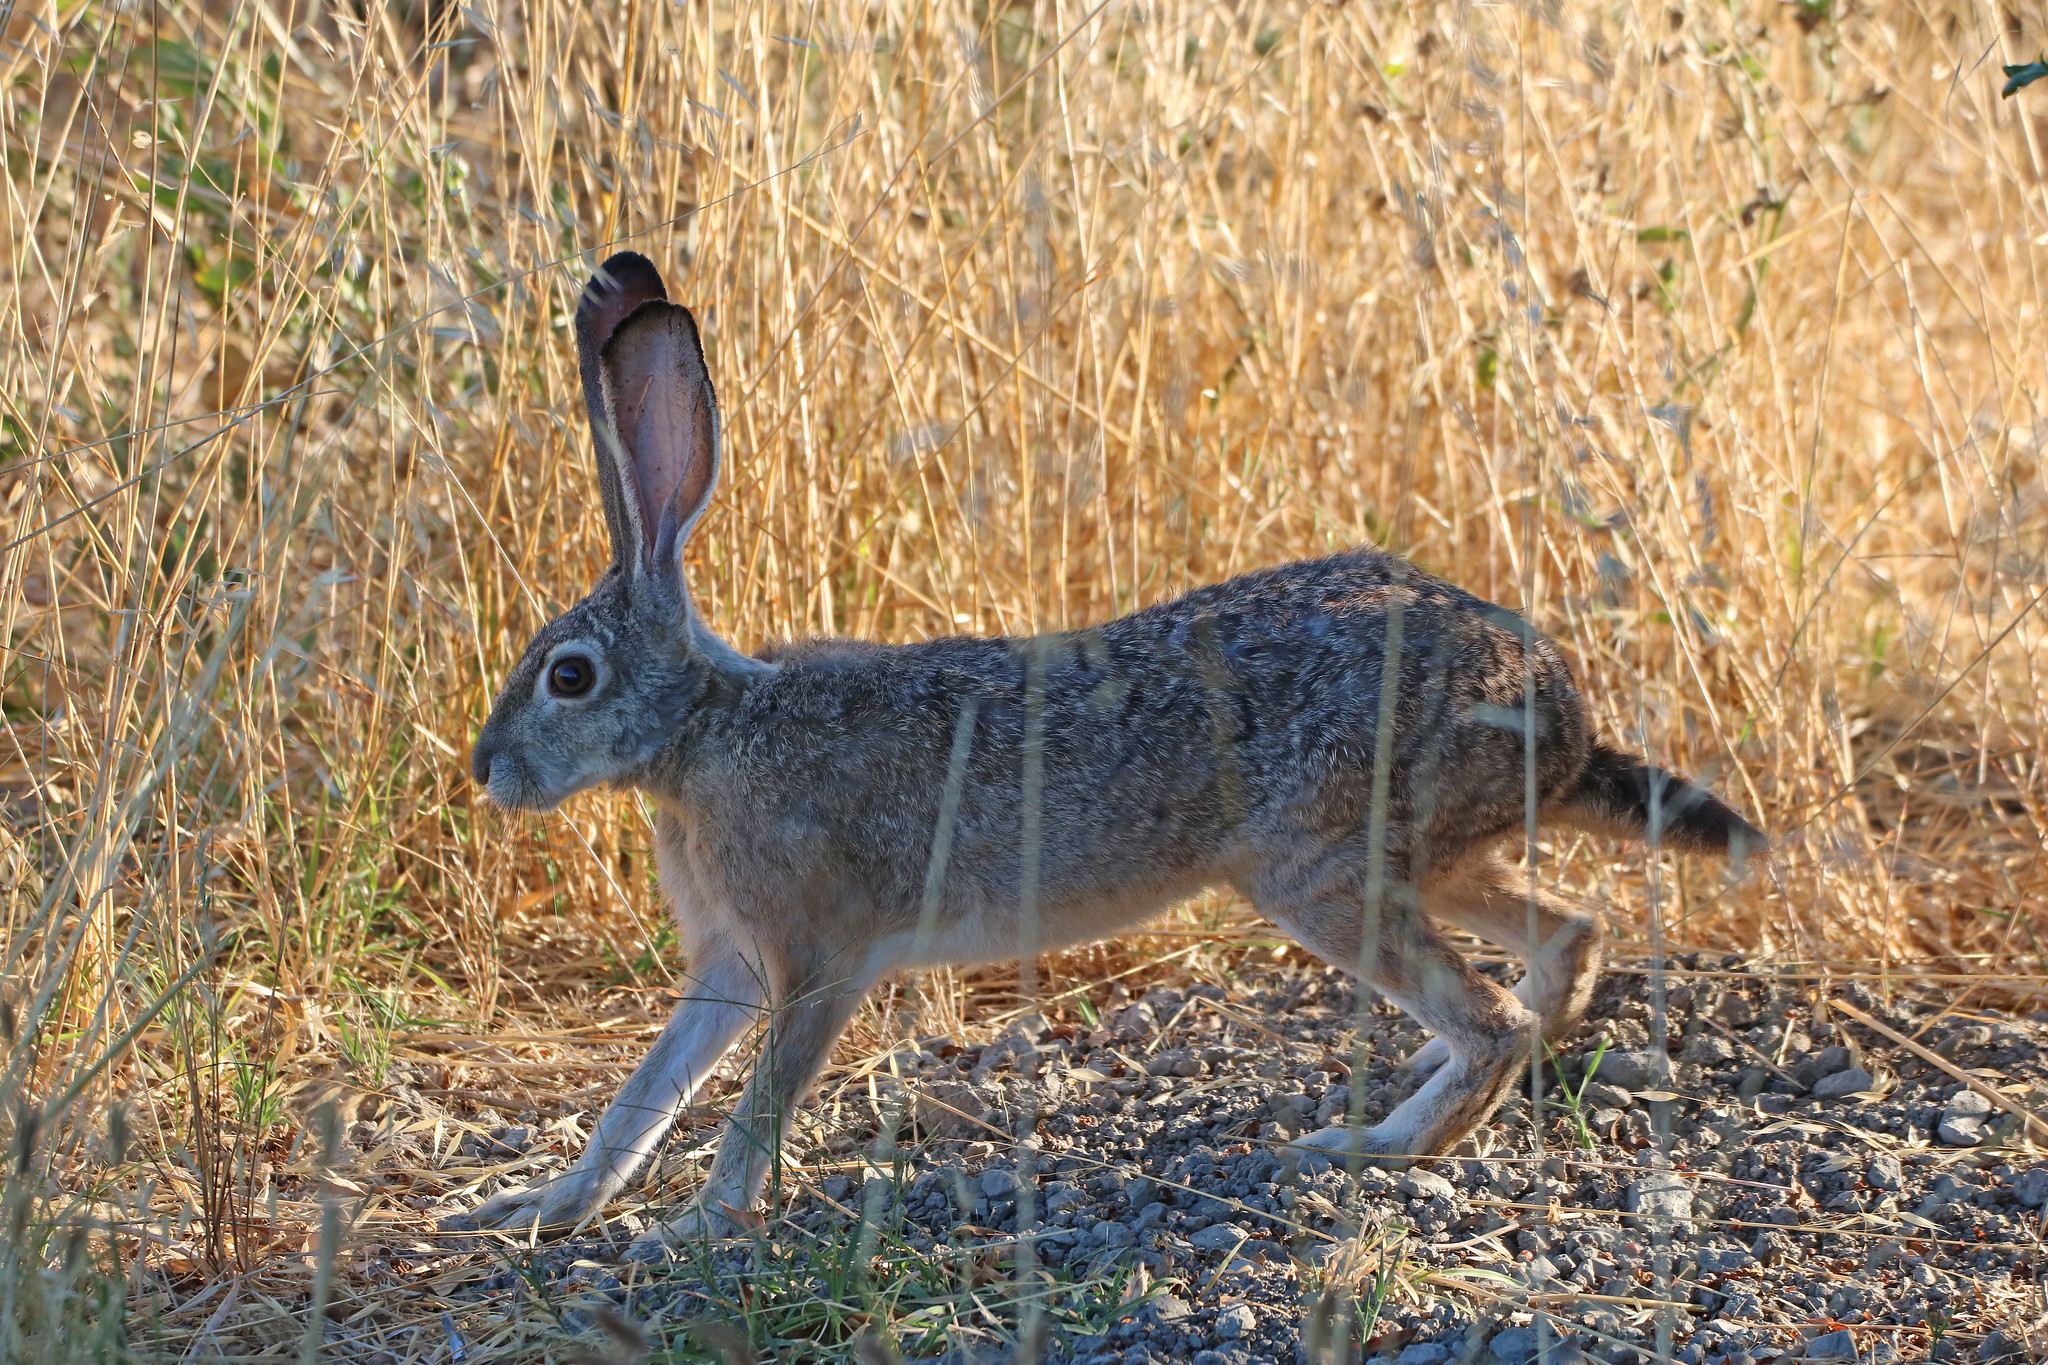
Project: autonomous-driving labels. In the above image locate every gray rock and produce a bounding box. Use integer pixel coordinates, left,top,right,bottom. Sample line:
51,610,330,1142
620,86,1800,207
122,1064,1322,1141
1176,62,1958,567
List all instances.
1804,1328,1857,1361
1815,1045,1852,1075
1488,1326,1538,1365
1813,1069,1873,1101
917,1081,985,1137
1980,1331,2026,1363
1044,1183,1086,1214
1297,1242,1343,1270
1695,1247,1756,1275
1719,1290,1764,1322
1189,1223,1245,1252
1751,1230,1792,1267
1399,1168,1457,1202
1866,1155,1905,1192
1397,1347,1451,1365
1717,993,1758,1028
1149,1293,1193,1325
2015,1166,2048,1207
1682,1035,1736,1065
1627,1172,1693,1223
981,1167,1020,1199
1600,1048,1671,1092
1315,1087,1351,1126
1918,1173,1972,1216
1148,1050,1202,1078
1114,1003,1159,1040
459,1128,532,1160
1214,1303,1257,1339
1940,1090,1994,1146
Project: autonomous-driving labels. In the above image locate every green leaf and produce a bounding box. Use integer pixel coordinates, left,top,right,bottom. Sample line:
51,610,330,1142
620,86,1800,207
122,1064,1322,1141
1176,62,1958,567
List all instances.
1636,226,1689,243
2003,59,2048,98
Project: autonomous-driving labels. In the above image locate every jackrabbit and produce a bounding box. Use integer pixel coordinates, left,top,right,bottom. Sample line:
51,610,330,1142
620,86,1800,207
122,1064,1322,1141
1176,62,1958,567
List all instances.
460,251,1763,1248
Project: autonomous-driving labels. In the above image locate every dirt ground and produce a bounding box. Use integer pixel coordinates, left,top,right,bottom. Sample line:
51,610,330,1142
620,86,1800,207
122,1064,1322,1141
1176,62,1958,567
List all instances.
155,952,2048,1365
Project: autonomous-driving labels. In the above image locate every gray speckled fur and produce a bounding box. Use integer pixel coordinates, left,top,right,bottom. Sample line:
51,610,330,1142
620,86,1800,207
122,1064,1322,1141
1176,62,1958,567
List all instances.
460,253,1762,1249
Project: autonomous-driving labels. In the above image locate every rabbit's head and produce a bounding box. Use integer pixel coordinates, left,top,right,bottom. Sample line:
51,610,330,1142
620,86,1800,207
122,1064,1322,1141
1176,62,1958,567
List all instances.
471,252,732,811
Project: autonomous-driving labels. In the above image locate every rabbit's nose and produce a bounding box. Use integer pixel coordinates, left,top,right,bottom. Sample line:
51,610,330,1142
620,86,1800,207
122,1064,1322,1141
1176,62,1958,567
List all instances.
470,741,496,787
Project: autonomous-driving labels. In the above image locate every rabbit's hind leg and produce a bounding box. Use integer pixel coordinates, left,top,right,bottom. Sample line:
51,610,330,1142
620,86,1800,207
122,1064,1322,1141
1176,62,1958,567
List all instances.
1403,858,1602,1077
1247,862,1534,1162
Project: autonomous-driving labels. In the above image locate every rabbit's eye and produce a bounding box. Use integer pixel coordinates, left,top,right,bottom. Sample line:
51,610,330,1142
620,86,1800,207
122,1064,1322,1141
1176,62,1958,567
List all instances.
548,656,596,698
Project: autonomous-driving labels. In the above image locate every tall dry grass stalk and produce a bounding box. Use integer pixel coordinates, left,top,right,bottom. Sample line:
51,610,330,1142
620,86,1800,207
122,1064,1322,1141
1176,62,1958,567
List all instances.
3,0,2048,1354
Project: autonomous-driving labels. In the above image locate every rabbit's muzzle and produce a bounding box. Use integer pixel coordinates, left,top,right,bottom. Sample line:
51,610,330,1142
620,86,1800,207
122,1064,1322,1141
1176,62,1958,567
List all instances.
470,734,551,811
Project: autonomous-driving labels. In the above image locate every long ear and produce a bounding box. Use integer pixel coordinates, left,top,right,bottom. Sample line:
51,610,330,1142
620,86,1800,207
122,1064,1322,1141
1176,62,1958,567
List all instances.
596,298,721,583
575,252,669,571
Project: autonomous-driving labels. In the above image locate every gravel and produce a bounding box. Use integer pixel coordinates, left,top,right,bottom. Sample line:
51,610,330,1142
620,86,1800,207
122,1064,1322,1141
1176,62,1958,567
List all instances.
429,960,2048,1364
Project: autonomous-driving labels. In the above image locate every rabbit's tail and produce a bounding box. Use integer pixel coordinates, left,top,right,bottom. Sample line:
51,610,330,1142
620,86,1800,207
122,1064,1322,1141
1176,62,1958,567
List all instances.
1550,742,1766,863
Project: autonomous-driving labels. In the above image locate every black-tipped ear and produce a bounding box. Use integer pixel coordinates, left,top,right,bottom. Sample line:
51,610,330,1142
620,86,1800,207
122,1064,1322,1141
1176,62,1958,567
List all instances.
576,252,669,571
595,300,721,581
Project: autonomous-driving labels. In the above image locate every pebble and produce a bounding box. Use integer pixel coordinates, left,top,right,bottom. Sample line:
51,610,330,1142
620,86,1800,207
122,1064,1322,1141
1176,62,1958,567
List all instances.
1939,1090,1994,1145
1695,1247,1755,1274
1683,1035,1736,1065
1812,1068,1872,1101
1866,1154,1905,1192
1804,1328,1857,1360
1979,1331,2026,1363
1397,1348,1451,1365
981,1167,1020,1199
1215,1303,1257,1339
1488,1325,1538,1365
457,1126,533,1159
1598,1048,1671,1091
1626,1172,1693,1223
1398,1168,1457,1202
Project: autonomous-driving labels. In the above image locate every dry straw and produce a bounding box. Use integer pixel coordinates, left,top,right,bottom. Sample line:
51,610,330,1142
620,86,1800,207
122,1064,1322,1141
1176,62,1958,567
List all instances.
1,0,2046,1358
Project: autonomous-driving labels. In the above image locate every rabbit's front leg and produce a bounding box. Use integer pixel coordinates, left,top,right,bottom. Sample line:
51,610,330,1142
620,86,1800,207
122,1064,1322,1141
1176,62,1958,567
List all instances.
463,955,763,1234
632,974,868,1252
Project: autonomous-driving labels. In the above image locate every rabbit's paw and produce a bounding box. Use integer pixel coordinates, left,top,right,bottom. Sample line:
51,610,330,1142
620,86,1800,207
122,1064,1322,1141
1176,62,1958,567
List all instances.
627,1194,760,1260
1403,1035,1452,1075
462,1165,621,1235
1285,1123,1409,1173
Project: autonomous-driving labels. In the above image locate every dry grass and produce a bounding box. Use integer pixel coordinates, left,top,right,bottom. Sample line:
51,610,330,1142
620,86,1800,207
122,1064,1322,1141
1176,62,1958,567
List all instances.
5,0,2048,1357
